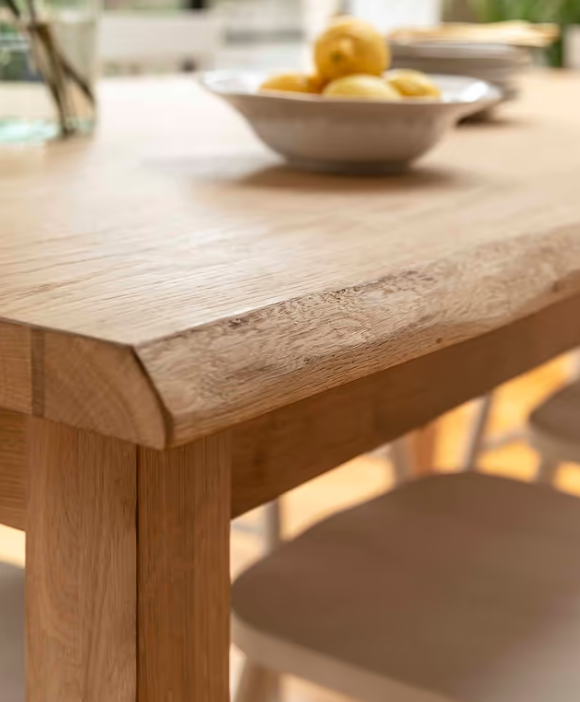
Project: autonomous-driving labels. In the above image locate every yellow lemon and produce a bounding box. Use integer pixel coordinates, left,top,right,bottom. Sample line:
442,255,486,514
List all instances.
306,73,328,94
386,70,442,99
315,17,390,81
323,74,402,100
259,73,319,94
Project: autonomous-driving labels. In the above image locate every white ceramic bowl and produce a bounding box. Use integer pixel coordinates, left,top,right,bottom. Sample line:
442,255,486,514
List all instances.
200,71,502,174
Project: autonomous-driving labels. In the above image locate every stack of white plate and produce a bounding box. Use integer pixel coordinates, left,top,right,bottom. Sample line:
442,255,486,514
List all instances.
390,42,532,100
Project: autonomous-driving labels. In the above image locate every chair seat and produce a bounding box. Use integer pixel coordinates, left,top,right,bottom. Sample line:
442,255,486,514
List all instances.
0,562,24,702
232,474,580,702
528,381,580,463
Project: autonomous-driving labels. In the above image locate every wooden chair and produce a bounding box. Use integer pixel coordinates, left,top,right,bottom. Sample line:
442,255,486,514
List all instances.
232,472,580,702
464,376,580,486
527,380,580,485
0,562,24,702
259,439,412,554
99,11,225,73
463,353,580,478
234,438,412,700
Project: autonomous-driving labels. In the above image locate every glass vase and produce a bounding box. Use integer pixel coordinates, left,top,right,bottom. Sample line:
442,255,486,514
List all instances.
0,0,99,143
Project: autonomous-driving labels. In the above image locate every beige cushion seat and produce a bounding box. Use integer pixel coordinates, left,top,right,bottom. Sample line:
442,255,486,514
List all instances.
232,473,580,702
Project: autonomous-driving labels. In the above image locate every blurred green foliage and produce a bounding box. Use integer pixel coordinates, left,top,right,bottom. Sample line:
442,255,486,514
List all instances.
466,0,580,65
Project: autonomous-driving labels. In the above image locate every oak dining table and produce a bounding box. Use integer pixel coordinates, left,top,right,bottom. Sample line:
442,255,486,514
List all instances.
1,71,580,702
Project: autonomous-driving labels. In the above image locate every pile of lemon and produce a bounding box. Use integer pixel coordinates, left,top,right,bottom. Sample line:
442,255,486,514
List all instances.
260,16,441,101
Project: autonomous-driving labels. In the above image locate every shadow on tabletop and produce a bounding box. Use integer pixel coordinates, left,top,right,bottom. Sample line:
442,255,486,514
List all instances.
149,153,482,193
459,113,533,130
235,161,471,192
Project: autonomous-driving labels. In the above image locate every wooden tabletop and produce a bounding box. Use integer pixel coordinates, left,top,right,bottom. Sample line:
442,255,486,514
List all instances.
2,73,580,448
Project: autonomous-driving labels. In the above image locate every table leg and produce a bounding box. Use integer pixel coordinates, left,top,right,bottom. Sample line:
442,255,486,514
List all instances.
138,436,231,702
25,417,231,702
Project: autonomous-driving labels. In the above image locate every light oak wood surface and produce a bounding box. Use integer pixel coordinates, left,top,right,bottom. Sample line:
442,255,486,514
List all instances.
24,418,231,702
138,435,231,702
3,73,580,702
0,410,26,531
0,356,577,702
26,418,137,702
0,324,31,414
1,74,580,447
4,291,580,530
1,354,577,702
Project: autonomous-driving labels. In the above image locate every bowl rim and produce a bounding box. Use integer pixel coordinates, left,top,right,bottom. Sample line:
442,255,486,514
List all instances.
199,70,503,108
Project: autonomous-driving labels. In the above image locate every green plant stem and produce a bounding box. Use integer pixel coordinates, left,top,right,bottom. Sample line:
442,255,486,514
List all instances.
2,0,21,20
58,47,96,106
33,22,75,135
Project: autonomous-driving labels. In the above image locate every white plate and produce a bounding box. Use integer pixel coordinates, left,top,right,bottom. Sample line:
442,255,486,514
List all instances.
200,71,502,174
390,41,530,102
390,42,531,66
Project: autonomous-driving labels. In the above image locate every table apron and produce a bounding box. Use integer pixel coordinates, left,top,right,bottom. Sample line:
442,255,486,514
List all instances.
2,292,580,531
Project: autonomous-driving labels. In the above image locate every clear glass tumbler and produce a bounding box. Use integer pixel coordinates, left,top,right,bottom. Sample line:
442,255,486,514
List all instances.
0,0,99,143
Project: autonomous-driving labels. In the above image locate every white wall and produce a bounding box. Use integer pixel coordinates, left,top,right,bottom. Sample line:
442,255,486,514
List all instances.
350,0,442,31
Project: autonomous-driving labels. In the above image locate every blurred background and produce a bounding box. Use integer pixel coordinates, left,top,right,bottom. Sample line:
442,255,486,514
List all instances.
2,0,578,137
95,0,580,75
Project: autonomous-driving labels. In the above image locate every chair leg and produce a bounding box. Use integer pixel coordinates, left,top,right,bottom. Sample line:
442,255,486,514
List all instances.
389,438,413,483
234,660,281,702
463,394,494,471
264,500,283,553
568,349,580,380
535,456,561,486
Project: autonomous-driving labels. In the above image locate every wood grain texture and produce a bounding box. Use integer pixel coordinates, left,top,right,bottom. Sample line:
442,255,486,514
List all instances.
0,409,26,530
26,417,137,702
231,293,580,516
0,75,580,446
38,331,167,447
5,294,580,532
138,433,231,702
0,323,31,413
0,323,167,448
